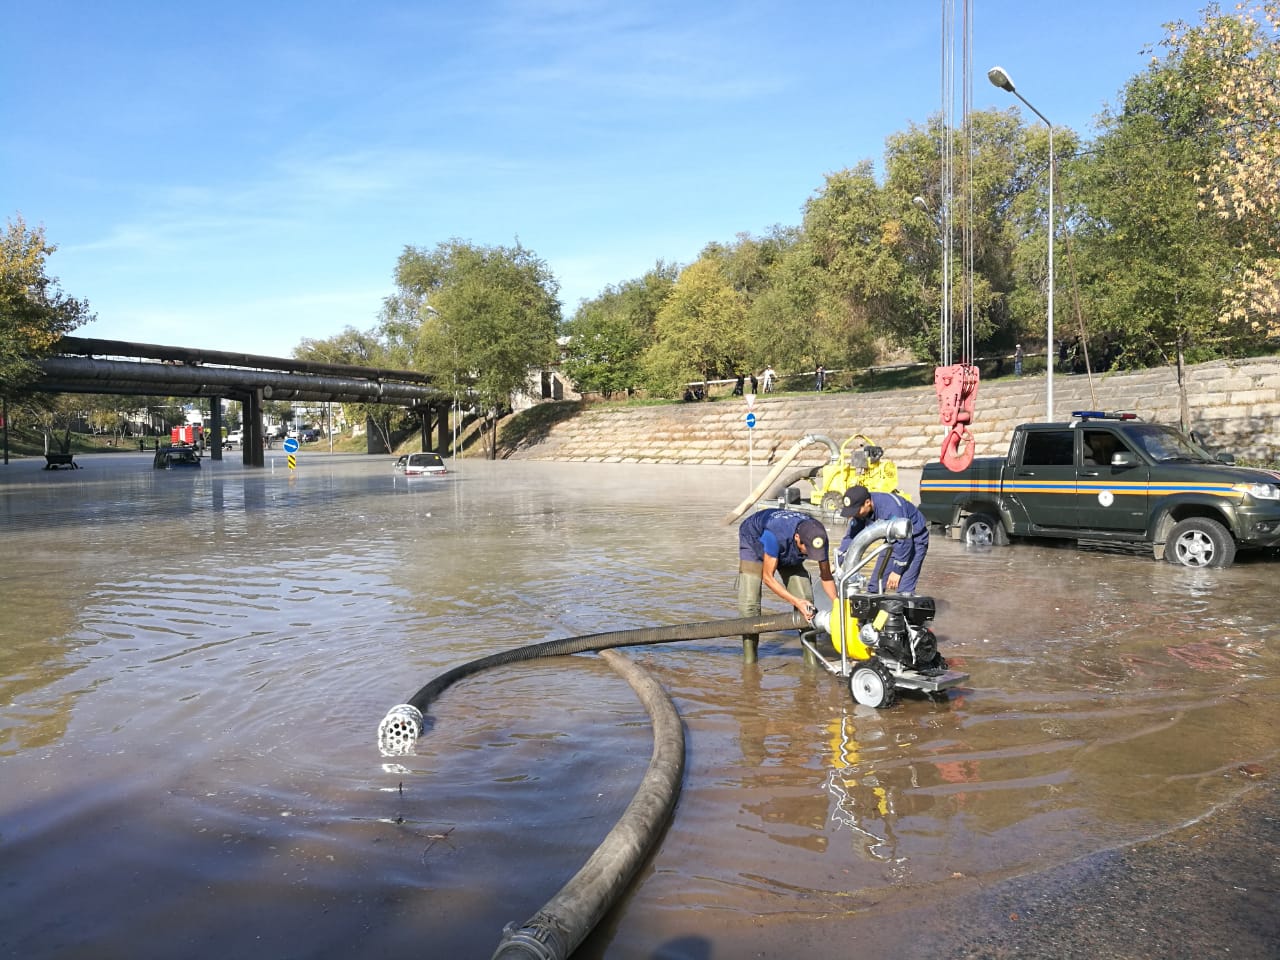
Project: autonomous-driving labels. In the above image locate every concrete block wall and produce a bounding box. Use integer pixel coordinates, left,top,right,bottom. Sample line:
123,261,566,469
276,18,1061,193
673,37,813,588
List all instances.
507,356,1280,467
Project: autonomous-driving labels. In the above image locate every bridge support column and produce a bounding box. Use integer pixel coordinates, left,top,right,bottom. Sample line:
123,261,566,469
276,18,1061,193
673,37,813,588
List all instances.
208,396,224,461
243,389,265,467
418,408,431,452
366,413,391,455
436,403,450,453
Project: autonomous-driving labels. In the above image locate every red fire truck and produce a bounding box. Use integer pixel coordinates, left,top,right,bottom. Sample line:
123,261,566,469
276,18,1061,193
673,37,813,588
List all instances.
170,425,203,448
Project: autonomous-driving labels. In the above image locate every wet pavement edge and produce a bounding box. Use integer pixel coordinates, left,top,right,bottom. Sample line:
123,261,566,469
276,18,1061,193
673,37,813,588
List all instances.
913,778,1279,959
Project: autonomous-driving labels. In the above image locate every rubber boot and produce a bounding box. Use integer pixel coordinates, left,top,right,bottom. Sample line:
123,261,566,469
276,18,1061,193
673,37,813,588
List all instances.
736,563,763,664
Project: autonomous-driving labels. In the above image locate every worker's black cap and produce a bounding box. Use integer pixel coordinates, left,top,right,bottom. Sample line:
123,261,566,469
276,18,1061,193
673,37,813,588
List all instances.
838,485,871,517
795,519,830,564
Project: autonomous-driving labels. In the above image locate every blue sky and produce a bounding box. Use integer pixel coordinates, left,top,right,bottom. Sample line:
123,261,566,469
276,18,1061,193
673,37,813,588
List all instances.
3,1,1212,358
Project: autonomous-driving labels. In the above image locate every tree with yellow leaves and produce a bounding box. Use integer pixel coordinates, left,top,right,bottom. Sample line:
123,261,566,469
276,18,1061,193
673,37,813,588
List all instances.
1,215,94,396
1161,2,1280,330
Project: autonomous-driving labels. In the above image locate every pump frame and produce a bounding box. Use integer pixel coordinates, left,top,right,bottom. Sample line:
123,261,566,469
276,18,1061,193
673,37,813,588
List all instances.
801,522,968,706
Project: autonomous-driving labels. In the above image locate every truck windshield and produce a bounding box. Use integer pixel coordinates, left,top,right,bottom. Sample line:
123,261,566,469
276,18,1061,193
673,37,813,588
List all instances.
1127,424,1213,462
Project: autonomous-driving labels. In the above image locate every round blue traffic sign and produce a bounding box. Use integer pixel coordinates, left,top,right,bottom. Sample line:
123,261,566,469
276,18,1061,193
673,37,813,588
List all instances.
745,412,757,429
282,437,300,453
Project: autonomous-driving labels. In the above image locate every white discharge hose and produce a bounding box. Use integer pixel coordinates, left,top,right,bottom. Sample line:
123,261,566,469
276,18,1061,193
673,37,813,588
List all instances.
721,433,840,525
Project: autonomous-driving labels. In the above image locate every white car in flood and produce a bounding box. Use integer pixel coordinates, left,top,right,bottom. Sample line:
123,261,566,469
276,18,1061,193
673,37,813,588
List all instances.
393,452,449,477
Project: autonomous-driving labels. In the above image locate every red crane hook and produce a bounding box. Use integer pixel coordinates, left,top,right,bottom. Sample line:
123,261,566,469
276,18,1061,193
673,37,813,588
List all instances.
933,363,980,472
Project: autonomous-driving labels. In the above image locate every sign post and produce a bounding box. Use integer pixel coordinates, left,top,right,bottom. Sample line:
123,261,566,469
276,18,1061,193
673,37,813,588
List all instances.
745,408,757,493
283,435,299,472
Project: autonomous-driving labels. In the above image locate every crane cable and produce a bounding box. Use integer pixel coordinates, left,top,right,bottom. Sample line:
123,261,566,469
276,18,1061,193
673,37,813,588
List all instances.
933,0,981,472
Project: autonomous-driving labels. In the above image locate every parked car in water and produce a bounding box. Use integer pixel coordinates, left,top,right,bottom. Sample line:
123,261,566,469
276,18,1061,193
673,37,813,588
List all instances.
154,445,201,469
393,452,448,477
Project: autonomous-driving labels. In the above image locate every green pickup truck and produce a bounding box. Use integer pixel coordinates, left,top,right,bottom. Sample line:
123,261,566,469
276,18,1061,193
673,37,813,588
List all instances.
918,411,1280,568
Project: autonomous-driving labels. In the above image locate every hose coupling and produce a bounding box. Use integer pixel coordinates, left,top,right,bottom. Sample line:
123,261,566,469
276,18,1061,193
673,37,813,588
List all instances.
491,916,567,960
810,608,832,634
377,703,424,756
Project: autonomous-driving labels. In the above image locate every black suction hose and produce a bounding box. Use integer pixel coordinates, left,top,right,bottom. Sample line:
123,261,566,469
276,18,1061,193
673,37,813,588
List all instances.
379,610,807,960
491,649,682,960
404,611,804,715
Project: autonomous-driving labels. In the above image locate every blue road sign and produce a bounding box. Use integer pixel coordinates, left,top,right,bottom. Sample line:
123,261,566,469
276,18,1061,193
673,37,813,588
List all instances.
282,437,300,453
745,412,757,429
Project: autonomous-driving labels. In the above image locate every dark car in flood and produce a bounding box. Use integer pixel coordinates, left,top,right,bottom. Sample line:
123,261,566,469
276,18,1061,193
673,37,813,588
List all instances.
154,445,201,469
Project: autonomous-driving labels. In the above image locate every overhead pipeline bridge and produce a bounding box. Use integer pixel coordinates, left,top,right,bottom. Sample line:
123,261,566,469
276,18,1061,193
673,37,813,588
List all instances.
32,336,448,467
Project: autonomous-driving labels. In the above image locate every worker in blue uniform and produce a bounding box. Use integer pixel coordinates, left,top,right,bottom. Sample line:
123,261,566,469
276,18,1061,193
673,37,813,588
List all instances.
737,509,838,662
837,484,930,593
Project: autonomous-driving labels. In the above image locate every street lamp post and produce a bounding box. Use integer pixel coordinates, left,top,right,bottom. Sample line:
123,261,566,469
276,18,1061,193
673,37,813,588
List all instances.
989,65,1054,422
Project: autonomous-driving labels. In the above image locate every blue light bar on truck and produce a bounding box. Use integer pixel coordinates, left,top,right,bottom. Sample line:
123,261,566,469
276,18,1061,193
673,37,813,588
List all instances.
1072,410,1139,421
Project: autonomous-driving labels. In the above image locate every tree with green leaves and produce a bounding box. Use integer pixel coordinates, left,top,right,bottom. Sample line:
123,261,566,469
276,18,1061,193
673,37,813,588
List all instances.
1063,16,1275,429
294,327,410,450
84,394,144,442
707,228,808,376
795,161,900,371
743,237,828,380
1,215,94,396
28,393,86,456
1068,26,1255,373
879,110,1063,362
295,325,386,367
391,240,561,458
562,262,676,398
642,255,748,397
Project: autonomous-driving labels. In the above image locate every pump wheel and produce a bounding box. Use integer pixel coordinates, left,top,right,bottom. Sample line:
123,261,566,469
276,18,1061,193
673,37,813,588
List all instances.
821,491,844,513
849,661,896,709
1164,517,1236,568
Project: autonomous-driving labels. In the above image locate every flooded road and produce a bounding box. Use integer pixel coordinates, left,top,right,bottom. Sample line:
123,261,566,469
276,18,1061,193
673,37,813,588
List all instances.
1,452,1276,959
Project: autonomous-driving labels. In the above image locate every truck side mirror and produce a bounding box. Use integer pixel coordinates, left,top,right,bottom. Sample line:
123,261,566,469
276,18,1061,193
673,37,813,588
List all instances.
1111,451,1140,467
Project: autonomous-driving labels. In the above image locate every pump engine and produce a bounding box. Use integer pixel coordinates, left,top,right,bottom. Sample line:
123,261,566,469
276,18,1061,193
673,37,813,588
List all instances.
845,594,945,673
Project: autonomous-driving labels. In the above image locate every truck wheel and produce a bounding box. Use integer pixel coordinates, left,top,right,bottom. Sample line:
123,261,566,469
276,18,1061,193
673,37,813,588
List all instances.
1164,517,1236,568
821,491,843,513
960,512,1008,547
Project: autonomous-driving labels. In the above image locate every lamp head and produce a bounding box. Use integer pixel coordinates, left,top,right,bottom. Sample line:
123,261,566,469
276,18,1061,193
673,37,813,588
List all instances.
988,66,1015,92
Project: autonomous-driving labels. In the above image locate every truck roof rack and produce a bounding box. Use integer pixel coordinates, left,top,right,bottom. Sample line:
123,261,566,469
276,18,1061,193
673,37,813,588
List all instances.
1071,410,1140,421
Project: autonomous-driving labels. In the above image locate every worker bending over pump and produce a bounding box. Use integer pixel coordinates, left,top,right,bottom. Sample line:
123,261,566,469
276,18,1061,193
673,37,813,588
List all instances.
838,485,931,594
737,509,838,662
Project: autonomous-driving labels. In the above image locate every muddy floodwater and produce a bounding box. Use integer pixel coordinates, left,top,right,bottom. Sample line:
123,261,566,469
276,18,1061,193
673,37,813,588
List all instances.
1,451,1276,959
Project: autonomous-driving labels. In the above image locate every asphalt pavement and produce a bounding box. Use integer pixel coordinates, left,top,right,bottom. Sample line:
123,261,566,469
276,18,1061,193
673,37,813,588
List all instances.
912,777,1279,959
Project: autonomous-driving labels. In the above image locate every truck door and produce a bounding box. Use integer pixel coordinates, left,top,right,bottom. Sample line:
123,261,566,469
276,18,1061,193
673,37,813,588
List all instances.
1008,429,1077,531
1075,428,1149,532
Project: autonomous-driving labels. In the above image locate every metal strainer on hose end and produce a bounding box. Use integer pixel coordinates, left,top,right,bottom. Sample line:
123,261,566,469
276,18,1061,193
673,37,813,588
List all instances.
377,704,423,756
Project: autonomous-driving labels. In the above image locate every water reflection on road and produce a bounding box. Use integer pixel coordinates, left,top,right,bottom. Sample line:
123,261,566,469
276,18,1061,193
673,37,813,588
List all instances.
0,452,1275,958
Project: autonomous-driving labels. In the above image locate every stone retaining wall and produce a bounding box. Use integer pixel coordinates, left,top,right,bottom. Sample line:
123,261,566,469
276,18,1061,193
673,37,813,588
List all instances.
506,356,1280,468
